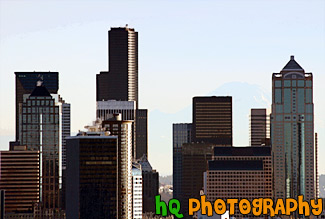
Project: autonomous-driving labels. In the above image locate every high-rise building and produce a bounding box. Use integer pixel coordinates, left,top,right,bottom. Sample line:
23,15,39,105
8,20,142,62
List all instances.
96,26,148,159
135,109,148,159
172,123,192,200
101,115,133,219
132,163,143,219
205,146,272,218
271,56,315,201
180,143,214,219
60,100,70,211
0,145,40,215
17,79,70,214
66,132,118,219
19,83,60,210
96,26,138,106
192,96,232,145
137,155,159,214
250,108,269,146
15,72,59,142
61,101,71,170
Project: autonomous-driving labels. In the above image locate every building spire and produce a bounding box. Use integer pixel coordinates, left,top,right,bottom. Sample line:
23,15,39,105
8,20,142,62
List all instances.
282,55,304,71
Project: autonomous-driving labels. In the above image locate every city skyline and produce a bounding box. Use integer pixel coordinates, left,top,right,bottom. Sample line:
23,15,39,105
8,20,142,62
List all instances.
1,0,325,176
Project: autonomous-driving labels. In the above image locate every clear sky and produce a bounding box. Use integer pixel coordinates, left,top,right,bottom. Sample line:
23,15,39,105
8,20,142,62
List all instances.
0,0,324,176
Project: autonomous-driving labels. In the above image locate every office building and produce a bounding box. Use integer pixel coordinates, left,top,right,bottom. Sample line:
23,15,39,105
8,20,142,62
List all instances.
61,101,71,170
96,26,138,106
250,108,269,146
66,132,118,219
96,26,148,160
15,72,59,141
0,145,40,215
19,83,61,210
271,56,316,200
101,115,133,219
17,80,70,214
135,109,148,159
180,143,214,219
192,96,232,145
205,146,272,218
132,163,143,219
60,100,70,211
172,123,192,200
137,155,159,214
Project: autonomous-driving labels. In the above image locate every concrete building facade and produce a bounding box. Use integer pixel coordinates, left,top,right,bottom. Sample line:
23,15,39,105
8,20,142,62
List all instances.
0,145,40,214
205,146,272,218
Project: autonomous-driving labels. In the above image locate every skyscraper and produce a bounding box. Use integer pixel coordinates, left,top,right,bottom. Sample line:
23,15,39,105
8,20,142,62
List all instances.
96,26,148,159
102,116,133,219
19,83,60,210
172,123,192,200
132,163,143,219
16,75,70,216
66,133,118,219
137,155,159,214
271,56,315,201
15,72,59,142
96,26,138,106
192,96,232,145
250,108,269,146
180,143,214,219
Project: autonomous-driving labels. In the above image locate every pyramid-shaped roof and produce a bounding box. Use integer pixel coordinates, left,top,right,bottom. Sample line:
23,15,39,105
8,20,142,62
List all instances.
30,84,51,97
282,55,304,70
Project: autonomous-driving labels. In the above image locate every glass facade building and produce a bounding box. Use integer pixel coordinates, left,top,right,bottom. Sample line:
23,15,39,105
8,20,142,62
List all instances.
271,56,315,201
19,85,60,210
172,123,192,201
66,135,118,219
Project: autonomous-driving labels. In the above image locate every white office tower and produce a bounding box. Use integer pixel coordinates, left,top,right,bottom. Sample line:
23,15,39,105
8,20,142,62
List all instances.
132,163,143,219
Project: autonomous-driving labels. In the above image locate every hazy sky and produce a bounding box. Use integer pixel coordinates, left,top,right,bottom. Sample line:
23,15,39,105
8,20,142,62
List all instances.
0,0,324,175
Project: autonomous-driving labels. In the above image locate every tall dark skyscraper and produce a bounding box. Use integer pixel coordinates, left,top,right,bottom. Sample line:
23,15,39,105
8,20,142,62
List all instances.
271,56,316,201
96,26,138,106
172,123,192,201
96,26,148,159
192,96,232,145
